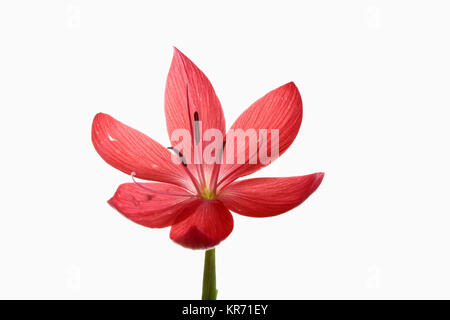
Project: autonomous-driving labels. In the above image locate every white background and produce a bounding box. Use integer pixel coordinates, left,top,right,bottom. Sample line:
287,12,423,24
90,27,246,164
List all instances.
1,0,449,299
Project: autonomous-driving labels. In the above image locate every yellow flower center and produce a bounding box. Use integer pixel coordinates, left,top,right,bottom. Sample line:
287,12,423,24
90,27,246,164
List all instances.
199,187,216,200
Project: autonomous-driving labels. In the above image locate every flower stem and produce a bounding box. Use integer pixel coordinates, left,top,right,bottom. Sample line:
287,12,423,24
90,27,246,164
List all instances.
202,248,218,300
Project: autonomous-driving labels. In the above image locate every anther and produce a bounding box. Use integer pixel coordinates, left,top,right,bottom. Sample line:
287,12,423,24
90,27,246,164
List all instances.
193,111,200,144
218,140,226,164
167,146,187,167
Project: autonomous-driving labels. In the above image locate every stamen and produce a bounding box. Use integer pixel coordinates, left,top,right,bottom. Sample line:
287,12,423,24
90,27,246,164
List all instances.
130,172,192,197
216,135,265,190
167,146,202,194
186,82,206,187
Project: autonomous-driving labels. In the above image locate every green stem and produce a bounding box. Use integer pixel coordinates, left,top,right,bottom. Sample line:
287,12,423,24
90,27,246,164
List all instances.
202,248,218,300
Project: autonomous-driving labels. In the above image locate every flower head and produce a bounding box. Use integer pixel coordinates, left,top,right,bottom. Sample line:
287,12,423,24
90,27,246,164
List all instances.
91,48,324,249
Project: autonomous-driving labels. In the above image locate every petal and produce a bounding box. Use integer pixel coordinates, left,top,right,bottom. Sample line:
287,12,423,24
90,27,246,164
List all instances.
218,173,324,217
164,48,226,179
108,183,198,228
217,82,302,189
169,200,234,250
92,113,194,190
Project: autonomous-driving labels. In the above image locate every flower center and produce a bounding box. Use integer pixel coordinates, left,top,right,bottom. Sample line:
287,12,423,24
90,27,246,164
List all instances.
199,187,216,200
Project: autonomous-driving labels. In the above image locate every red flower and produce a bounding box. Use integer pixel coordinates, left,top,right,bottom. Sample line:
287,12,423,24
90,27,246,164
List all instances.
91,48,324,250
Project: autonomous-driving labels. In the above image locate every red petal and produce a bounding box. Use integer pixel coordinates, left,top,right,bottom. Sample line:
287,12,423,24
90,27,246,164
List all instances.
218,173,324,217
165,48,226,179
92,113,194,190
108,183,198,228
169,200,234,250
217,82,302,189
